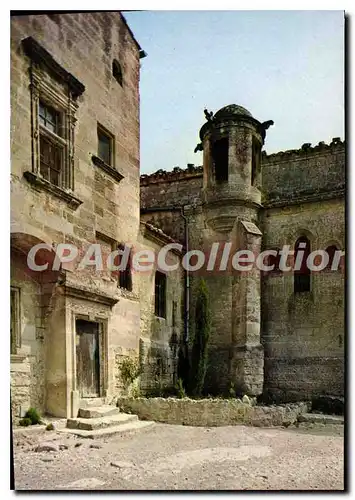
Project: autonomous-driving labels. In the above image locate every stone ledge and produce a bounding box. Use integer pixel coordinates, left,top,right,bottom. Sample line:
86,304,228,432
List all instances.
91,155,124,183
61,283,119,307
23,171,83,209
117,397,309,428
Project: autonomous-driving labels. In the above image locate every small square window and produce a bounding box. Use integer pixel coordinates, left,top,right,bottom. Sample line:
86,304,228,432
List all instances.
97,126,114,166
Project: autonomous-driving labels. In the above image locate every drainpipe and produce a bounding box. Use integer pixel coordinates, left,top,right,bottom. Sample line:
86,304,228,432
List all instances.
140,206,190,343
180,208,190,344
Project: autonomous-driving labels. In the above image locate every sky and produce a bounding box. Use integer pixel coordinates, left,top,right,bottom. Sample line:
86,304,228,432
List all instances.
124,10,344,175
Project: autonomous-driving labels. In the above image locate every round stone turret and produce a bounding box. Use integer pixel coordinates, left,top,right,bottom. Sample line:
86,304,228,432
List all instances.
196,104,273,232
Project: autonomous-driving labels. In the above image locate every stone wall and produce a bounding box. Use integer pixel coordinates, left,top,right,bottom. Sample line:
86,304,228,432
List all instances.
261,198,345,401
11,251,45,417
261,139,345,203
117,396,309,427
140,140,345,402
137,225,184,393
140,166,203,242
11,12,142,417
11,11,140,248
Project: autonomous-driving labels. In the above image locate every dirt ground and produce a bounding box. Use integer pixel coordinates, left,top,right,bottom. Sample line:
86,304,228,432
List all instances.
12,422,344,491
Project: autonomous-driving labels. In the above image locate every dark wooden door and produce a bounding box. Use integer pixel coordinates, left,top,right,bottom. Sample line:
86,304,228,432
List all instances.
76,319,100,398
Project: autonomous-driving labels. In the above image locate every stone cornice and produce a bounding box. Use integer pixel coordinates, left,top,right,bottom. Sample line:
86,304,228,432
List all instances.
262,138,345,164
263,188,345,208
203,197,262,211
141,165,203,185
61,283,119,307
22,36,85,98
91,155,124,183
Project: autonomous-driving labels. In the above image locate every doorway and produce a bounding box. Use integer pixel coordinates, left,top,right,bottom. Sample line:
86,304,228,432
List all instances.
75,319,100,398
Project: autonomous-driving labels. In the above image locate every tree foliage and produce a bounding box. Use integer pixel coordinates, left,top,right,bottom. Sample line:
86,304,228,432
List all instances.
188,279,211,396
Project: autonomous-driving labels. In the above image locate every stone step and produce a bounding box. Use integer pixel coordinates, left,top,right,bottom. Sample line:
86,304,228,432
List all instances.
298,413,344,425
67,412,138,431
78,406,120,419
79,398,106,408
59,420,154,439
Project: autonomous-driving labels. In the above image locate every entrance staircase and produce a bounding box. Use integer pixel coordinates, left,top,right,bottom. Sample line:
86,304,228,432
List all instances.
59,400,154,438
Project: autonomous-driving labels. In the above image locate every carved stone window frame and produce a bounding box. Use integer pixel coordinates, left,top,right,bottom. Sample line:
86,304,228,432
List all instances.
22,37,85,209
30,64,77,189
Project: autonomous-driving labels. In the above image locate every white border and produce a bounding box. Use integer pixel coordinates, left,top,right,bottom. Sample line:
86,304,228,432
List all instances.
3,4,350,498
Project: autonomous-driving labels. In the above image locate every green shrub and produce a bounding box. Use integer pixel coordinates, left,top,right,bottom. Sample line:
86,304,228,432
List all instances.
188,279,211,397
24,407,41,425
45,423,54,431
229,382,236,398
119,357,140,389
128,377,141,398
19,417,31,427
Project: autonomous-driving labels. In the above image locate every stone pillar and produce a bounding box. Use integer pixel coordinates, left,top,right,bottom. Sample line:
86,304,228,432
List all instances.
231,219,264,396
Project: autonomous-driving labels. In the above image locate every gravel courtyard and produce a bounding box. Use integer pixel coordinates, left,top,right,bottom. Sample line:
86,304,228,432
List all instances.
13,423,344,491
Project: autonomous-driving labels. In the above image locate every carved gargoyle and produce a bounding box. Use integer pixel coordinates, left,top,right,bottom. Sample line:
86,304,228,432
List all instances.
194,142,203,153
204,108,214,122
259,120,274,143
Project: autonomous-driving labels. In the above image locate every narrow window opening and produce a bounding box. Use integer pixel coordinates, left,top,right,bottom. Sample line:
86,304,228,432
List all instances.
252,136,261,186
294,236,311,293
212,137,229,183
155,271,167,318
112,59,123,86
118,244,132,291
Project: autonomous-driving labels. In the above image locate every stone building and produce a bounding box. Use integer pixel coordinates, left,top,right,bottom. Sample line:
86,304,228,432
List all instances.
141,105,345,402
10,12,183,419
10,12,344,420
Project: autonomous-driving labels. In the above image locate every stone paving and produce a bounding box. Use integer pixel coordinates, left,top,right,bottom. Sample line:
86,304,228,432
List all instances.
13,422,344,491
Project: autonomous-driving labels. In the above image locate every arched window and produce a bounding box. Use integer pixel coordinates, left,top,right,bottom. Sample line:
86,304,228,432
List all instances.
294,236,311,293
324,245,338,271
112,59,123,86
